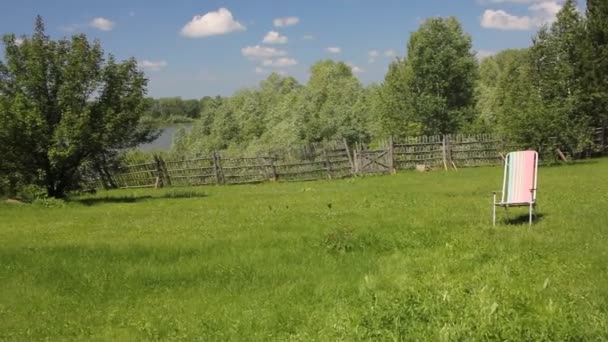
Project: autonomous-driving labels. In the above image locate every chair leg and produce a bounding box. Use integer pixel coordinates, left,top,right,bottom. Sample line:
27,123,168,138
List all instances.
529,202,533,226
492,193,496,226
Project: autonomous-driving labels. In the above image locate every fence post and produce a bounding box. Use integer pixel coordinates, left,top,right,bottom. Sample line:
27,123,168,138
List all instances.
153,155,164,188
212,151,222,185
442,135,448,171
343,138,355,173
324,150,333,179
160,155,171,187
266,155,277,181
388,136,395,174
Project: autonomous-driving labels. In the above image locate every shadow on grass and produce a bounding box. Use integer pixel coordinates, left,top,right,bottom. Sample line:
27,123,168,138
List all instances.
504,212,546,226
541,159,599,168
72,190,207,207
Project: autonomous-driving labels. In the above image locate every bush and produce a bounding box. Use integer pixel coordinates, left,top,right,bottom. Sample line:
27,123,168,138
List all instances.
16,184,48,203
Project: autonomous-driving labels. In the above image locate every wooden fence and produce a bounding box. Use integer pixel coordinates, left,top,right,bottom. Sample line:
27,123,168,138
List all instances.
107,131,607,189
112,141,354,189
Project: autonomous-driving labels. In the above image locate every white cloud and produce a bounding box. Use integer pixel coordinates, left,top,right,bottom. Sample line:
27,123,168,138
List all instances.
262,31,288,44
273,17,300,27
277,70,288,77
128,11,136,17
476,50,497,60
140,60,168,71
180,8,245,38
15,38,23,46
352,66,364,74
90,17,115,31
348,63,364,74
384,49,397,57
241,45,287,60
481,1,562,31
529,1,562,25
303,34,315,40
255,67,267,74
262,57,298,67
326,46,341,54
481,9,532,30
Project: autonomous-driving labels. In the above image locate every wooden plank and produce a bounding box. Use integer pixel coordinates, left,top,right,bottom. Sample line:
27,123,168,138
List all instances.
393,150,444,155
393,142,442,147
221,165,267,170
168,174,216,179
277,168,327,176
224,173,267,178
276,160,326,167
165,157,213,164
115,169,156,176
166,166,215,172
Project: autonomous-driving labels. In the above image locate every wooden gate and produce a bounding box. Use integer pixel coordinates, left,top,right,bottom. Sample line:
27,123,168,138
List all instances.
356,149,392,174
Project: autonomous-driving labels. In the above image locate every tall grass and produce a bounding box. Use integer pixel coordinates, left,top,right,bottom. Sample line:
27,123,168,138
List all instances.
1,160,607,340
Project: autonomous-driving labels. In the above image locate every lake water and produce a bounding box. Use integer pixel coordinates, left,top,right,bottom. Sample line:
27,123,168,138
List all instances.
138,124,193,152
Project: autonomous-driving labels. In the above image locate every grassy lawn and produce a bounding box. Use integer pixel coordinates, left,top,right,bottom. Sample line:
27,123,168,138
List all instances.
1,159,607,340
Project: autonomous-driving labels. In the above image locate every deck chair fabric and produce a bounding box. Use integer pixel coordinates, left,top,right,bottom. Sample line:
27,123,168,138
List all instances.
493,151,538,226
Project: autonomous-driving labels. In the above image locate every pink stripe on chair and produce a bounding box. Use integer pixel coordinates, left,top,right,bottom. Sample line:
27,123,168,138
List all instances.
507,151,537,204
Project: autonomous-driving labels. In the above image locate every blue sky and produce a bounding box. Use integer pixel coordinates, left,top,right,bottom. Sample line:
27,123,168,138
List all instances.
0,0,567,98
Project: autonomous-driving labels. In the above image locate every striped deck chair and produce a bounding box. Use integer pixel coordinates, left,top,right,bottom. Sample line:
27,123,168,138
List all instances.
493,151,538,226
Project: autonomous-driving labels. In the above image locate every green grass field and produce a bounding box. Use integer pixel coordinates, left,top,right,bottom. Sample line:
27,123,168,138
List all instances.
1,160,607,340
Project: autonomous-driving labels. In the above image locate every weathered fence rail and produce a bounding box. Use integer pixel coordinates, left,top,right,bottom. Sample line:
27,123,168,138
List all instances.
106,131,607,189
112,141,354,189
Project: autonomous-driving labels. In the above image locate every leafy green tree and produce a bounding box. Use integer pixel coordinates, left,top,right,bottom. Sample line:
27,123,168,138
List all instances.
475,49,529,131
299,60,368,144
529,0,591,153
583,0,608,129
0,17,155,197
376,59,422,139
492,1,593,155
198,96,223,136
493,49,554,150
403,17,478,135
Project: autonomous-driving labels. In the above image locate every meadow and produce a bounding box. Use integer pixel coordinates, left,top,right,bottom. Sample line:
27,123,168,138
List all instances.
1,159,607,340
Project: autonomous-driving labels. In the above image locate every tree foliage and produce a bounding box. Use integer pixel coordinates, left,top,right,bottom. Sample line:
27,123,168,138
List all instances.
479,0,598,154
0,17,155,197
583,0,608,127
379,17,478,136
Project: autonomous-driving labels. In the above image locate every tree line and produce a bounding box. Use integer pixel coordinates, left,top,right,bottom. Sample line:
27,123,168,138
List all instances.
1,0,606,198
142,96,224,124
169,0,607,159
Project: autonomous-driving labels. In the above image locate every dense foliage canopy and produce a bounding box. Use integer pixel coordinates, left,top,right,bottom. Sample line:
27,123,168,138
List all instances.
0,17,155,197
